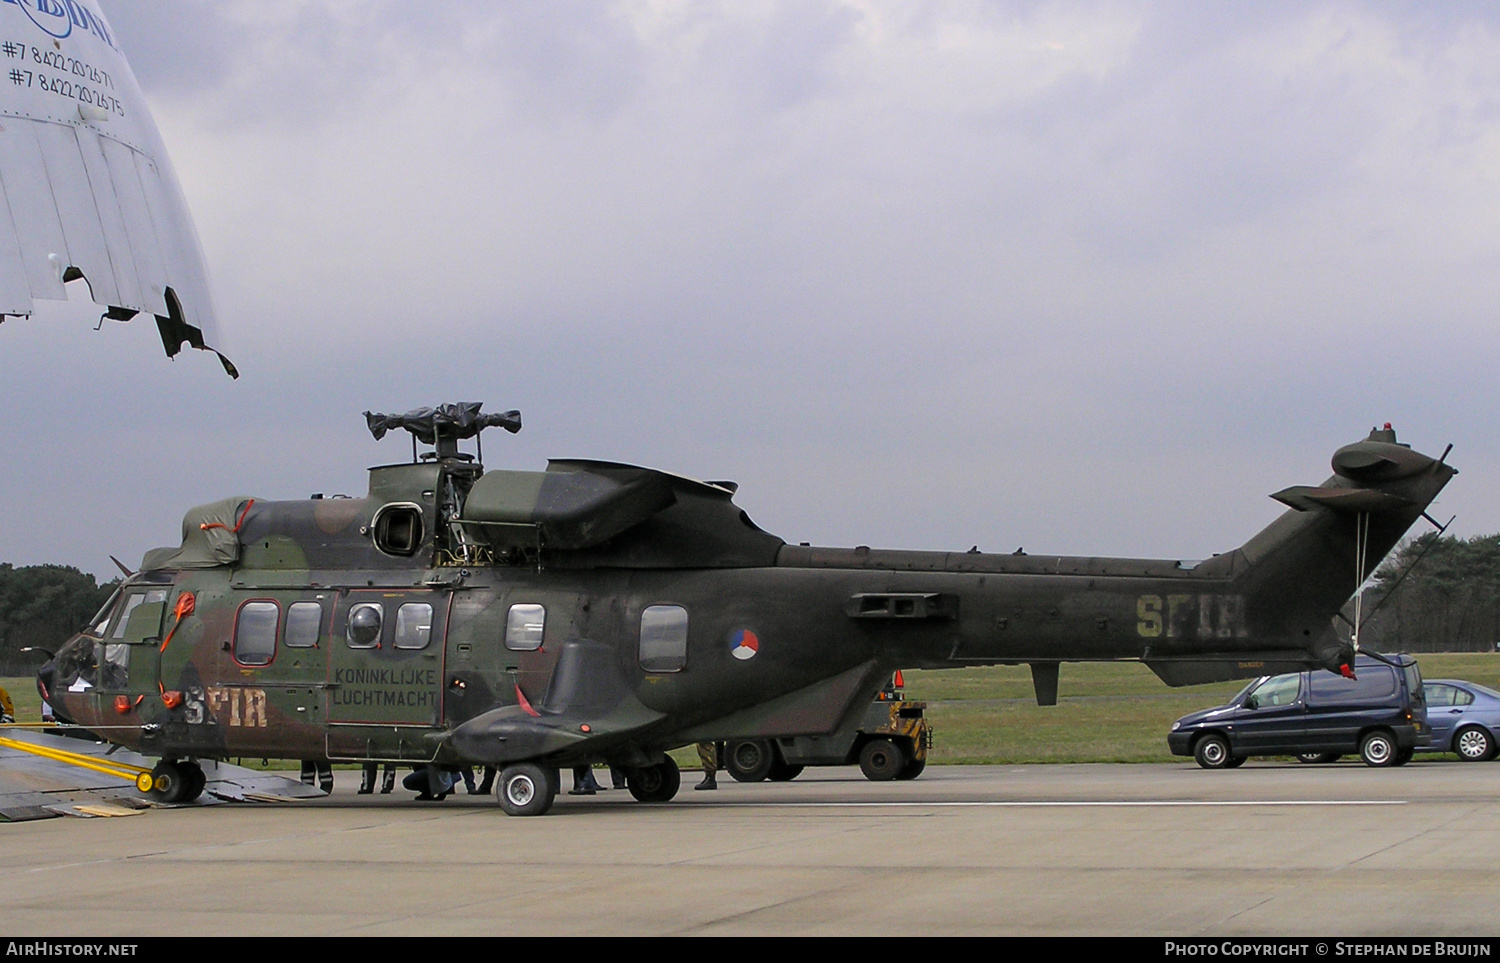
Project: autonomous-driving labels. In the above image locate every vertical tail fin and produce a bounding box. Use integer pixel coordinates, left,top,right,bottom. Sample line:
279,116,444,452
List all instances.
1146,427,1455,685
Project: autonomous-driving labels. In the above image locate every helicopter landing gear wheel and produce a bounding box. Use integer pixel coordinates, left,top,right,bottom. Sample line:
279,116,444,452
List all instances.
145,760,194,803
179,761,206,802
496,763,557,816
627,756,681,803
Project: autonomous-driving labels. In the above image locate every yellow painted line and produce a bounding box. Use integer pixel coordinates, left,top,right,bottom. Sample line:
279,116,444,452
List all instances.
0,736,149,782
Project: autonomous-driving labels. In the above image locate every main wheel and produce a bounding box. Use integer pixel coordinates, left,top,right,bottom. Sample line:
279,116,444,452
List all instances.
1193,734,1233,770
496,763,557,816
896,755,927,780
145,761,191,803
1296,753,1340,764
858,739,906,781
1360,730,1397,767
627,756,681,803
725,740,774,783
1454,726,1495,762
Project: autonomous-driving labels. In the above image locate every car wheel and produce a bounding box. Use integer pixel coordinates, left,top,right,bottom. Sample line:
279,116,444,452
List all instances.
1359,730,1397,767
858,739,906,781
627,756,681,803
1296,752,1339,764
496,763,556,816
725,740,774,783
1224,755,1247,768
1193,734,1233,770
1394,747,1414,766
1454,726,1495,762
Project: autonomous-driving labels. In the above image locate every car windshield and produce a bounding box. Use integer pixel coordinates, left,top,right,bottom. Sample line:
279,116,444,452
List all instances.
1234,677,1267,704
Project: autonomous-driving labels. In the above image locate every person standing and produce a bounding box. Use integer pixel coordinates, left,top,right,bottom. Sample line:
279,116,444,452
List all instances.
695,742,719,790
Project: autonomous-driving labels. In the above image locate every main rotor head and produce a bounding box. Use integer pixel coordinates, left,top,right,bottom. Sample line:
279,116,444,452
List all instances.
364,403,521,460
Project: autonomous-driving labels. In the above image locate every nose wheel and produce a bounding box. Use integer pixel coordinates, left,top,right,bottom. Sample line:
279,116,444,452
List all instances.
141,760,205,804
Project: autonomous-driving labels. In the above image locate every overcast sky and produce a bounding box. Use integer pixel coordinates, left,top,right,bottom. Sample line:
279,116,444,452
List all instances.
3,0,1498,579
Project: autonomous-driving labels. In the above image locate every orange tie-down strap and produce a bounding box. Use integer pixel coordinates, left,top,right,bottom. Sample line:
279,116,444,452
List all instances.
159,592,197,654
200,498,254,532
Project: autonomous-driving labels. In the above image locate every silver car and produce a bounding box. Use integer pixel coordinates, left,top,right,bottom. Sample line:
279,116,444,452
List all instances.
1419,680,1500,761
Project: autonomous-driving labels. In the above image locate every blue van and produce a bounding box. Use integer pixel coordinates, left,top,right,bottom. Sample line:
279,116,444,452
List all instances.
1168,654,1430,768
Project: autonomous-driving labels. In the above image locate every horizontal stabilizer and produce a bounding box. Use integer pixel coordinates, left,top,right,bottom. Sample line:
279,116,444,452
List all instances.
1269,486,1415,514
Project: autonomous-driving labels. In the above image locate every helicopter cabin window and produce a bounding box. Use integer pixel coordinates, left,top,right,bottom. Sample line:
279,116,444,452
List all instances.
394,603,434,650
373,504,424,557
235,601,280,666
505,604,545,651
347,603,383,648
639,605,688,673
285,601,324,648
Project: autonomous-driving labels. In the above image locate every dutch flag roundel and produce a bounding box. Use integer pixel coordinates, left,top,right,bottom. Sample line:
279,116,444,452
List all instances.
730,629,759,661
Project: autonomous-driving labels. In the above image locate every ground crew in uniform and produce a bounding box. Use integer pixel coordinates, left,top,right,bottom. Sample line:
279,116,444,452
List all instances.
696,742,722,790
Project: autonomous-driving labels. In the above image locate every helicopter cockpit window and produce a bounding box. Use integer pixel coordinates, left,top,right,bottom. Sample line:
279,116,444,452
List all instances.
639,605,688,673
347,603,383,649
110,589,168,640
505,604,545,651
234,601,280,666
394,603,434,650
85,585,122,638
97,640,129,689
285,601,324,648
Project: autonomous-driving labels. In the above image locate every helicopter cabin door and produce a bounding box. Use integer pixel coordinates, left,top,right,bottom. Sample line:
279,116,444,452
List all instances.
325,588,449,762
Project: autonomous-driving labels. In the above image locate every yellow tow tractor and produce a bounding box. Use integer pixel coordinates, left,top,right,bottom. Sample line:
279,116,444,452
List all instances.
724,672,932,782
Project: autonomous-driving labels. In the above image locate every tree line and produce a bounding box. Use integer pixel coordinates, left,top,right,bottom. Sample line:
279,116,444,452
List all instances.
0,564,116,676
1358,533,1500,654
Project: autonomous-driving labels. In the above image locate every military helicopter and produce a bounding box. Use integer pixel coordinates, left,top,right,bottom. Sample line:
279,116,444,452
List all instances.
35,404,1455,815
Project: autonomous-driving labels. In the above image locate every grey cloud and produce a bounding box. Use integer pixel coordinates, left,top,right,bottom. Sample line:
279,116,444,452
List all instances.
5,1,1498,579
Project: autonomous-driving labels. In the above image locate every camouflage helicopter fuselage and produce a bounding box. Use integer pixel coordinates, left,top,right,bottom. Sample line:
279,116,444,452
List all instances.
38,408,1455,814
